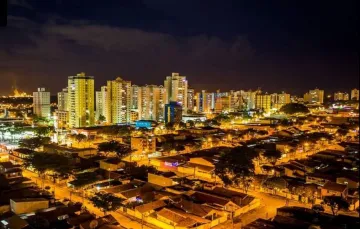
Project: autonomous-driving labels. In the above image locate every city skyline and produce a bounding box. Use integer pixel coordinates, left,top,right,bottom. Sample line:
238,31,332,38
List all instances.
1,0,358,95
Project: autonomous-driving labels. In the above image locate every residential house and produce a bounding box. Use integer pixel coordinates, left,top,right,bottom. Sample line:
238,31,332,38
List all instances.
336,174,359,189
187,187,260,217
8,148,33,165
99,158,125,171
10,198,49,214
306,172,335,186
79,215,120,229
282,163,306,178
321,181,348,198
148,172,177,187
0,162,22,180
43,144,97,159
0,215,29,229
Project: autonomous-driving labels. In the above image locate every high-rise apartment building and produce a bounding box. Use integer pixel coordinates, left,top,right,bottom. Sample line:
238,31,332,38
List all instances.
271,92,291,109
195,90,215,113
351,89,359,100
187,89,195,112
304,88,324,104
105,77,131,124
68,72,95,128
57,88,68,111
255,93,272,113
334,92,349,101
164,72,188,110
96,86,108,121
131,85,140,110
164,101,182,124
33,88,50,118
138,85,166,122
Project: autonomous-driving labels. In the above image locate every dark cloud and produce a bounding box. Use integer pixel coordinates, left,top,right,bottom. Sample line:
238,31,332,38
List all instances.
0,16,255,95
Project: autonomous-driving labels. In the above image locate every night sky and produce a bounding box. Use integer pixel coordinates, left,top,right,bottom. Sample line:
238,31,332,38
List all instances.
1,0,358,96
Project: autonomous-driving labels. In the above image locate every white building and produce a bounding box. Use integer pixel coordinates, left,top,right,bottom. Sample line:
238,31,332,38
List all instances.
164,72,188,110
68,72,95,128
33,88,50,118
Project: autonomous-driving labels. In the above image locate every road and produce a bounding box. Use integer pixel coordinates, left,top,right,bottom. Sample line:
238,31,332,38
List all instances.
22,170,160,229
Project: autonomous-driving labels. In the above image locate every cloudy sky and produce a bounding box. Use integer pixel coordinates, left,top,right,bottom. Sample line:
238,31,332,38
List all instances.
1,0,358,95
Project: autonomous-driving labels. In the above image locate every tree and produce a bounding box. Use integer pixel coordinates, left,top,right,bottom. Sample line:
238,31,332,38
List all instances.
215,146,258,192
98,140,133,158
161,142,175,155
98,114,106,123
165,122,175,131
19,137,50,150
75,133,87,143
323,196,349,216
89,192,123,215
187,120,195,128
280,103,310,115
34,127,54,137
262,150,282,165
24,152,73,184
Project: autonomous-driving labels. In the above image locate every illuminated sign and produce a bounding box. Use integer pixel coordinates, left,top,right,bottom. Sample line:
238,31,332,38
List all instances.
164,161,179,167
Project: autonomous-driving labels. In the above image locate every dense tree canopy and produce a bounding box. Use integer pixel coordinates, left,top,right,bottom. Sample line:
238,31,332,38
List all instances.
98,140,133,158
24,152,73,181
215,146,258,192
280,103,310,115
89,192,123,215
19,137,50,150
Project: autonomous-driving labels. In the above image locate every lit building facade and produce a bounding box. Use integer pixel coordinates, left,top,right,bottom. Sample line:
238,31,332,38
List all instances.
131,136,156,154
164,72,188,110
57,88,68,111
271,92,291,109
304,88,324,104
255,93,272,113
164,101,182,124
95,86,107,120
68,72,95,128
187,89,195,112
106,77,132,124
138,85,166,122
351,89,359,100
33,88,50,118
195,90,215,113
334,92,349,101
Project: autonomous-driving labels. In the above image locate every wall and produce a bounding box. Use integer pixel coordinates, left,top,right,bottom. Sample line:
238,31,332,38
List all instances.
148,173,174,187
10,200,49,215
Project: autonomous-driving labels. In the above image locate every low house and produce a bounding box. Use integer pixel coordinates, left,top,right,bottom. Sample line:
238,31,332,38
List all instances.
135,200,167,217
336,174,359,189
8,148,33,165
0,162,22,180
148,172,177,187
306,172,334,186
80,214,119,229
321,181,348,198
187,187,259,217
177,163,215,181
282,163,306,178
10,198,49,214
43,144,97,159
99,158,125,171
0,215,29,229
156,207,210,229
